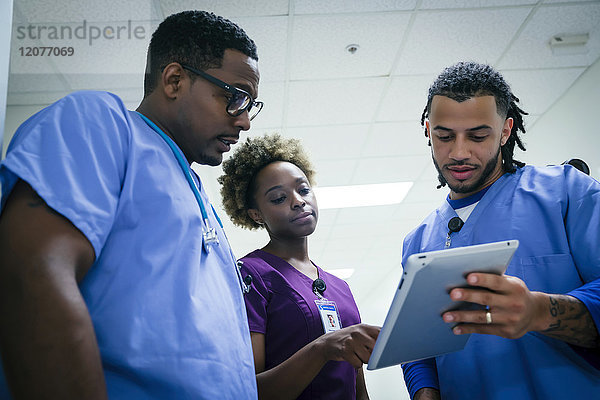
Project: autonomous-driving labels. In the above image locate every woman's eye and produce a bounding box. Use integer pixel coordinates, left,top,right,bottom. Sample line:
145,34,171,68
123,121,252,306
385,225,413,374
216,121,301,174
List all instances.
271,196,285,204
299,188,311,195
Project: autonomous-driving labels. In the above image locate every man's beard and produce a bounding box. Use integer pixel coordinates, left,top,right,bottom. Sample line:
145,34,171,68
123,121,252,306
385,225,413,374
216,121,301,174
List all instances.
433,145,502,194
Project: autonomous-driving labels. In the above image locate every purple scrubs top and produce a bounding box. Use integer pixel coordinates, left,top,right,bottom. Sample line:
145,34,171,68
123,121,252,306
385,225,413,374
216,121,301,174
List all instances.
239,249,361,399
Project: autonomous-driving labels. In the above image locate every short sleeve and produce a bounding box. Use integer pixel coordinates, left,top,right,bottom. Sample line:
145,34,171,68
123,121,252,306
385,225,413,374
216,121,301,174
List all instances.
402,358,440,399
0,91,129,258
564,166,600,284
239,259,270,334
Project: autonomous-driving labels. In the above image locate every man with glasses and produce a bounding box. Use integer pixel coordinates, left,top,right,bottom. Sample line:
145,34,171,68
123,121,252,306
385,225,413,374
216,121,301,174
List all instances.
0,11,262,399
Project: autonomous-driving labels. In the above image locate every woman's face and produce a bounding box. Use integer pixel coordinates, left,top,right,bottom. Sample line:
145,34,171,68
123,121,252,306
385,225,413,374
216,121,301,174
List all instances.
248,161,318,239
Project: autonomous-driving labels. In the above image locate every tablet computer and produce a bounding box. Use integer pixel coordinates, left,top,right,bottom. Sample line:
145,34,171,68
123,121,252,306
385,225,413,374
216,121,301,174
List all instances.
367,240,519,370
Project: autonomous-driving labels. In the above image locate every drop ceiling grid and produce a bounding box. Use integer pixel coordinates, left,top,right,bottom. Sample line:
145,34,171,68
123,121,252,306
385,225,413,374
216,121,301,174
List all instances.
392,6,533,75
501,67,586,114
234,15,289,83
361,121,430,158
421,0,539,8
284,76,389,126
158,0,290,18
351,154,431,185
282,124,368,161
13,0,158,23
292,0,418,15
498,2,600,69
287,12,412,80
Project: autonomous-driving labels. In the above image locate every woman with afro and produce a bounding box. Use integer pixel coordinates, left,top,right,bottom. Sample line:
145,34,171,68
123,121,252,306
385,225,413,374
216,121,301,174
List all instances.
219,133,379,400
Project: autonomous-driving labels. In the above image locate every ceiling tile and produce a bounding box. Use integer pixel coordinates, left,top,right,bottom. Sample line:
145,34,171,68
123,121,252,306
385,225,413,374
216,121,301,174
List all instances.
108,87,144,104
402,177,448,204
235,16,289,82
293,0,417,14
421,0,537,9
8,73,68,92
362,122,429,157
285,77,387,126
393,202,443,223
289,13,410,79
321,235,376,255
498,3,600,69
523,114,539,129
350,155,431,184
13,0,158,23
159,0,289,18
394,7,531,74
10,45,61,75
335,204,405,224
312,158,359,186
501,67,585,115
62,73,142,90
543,0,596,3
354,261,402,293
284,124,369,161
316,247,372,269
246,81,285,131
7,90,72,106
313,208,340,228
11,21,150,75
376,75,436,121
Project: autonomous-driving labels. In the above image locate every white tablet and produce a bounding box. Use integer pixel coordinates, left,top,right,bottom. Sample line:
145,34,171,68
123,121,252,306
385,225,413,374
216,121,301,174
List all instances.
367,240,519,370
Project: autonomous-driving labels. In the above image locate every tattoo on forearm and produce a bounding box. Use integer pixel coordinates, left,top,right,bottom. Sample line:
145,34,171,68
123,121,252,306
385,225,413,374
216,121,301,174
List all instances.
543,295,600,348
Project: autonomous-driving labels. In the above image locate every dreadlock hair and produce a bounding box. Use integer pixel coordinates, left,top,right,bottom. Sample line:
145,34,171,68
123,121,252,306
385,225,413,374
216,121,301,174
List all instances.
218,133,315,230
143,10,258,96
421,61,528,188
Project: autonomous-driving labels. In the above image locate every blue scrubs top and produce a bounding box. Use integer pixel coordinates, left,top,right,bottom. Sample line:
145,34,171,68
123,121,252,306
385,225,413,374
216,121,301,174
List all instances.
401,165,600,399
0,91,257,399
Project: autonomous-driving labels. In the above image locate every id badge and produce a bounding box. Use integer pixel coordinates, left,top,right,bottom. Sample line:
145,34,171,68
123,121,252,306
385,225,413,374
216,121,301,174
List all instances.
315,299,341,333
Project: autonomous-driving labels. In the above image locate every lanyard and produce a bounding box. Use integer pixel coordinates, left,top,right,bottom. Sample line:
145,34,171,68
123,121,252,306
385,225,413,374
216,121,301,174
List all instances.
136,112,221,248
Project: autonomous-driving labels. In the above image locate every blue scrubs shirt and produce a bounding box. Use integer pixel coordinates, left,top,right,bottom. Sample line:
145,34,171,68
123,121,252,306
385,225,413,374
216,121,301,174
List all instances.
402,165,600,399
0,91,257,399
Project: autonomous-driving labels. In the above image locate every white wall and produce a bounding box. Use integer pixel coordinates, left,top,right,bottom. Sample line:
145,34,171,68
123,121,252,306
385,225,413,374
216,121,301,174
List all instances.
0,0,14,159
524,58,600,179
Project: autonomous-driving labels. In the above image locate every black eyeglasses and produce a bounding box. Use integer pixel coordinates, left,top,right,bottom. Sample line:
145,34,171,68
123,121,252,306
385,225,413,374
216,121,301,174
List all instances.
181,64,263,121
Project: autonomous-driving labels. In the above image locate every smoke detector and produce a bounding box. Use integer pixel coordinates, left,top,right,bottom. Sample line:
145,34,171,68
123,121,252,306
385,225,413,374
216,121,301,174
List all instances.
345,44,360,55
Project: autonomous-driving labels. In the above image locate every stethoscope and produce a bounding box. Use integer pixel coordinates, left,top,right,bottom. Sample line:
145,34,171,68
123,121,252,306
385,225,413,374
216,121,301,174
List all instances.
137,112,252,295
136,112,221,248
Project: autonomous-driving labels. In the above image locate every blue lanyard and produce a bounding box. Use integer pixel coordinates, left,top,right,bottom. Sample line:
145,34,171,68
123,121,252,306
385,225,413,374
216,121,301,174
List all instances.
136,111,253,294
136,112,222,247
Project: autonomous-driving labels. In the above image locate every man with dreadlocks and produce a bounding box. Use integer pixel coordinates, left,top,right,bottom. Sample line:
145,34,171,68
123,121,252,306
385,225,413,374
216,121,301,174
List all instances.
401,61,600,399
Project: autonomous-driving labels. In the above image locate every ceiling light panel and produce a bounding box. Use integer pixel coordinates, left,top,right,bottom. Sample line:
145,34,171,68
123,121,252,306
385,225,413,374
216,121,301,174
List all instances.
314,182,413,209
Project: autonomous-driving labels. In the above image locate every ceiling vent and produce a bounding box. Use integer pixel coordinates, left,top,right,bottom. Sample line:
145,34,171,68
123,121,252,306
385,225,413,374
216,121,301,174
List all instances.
549,33,589,56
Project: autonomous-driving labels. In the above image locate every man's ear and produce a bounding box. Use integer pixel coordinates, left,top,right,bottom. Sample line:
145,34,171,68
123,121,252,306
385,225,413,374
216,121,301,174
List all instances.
501,117,514,146
161,63,185,100
247,209,264,225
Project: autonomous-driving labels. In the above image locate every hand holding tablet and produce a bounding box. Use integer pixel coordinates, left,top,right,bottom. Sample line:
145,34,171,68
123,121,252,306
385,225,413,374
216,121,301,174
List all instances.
367,240,519,370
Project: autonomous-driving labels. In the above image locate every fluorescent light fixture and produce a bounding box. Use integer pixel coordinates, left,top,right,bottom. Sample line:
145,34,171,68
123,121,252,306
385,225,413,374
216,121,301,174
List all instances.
326,268,355,280
314,182,413,209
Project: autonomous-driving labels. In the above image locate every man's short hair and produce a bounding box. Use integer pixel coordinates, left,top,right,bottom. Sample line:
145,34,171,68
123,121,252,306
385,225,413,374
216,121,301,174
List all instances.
143,10,258,96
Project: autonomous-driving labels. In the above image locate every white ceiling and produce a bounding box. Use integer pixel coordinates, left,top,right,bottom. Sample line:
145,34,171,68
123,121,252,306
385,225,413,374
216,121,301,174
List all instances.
5,1,600,397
